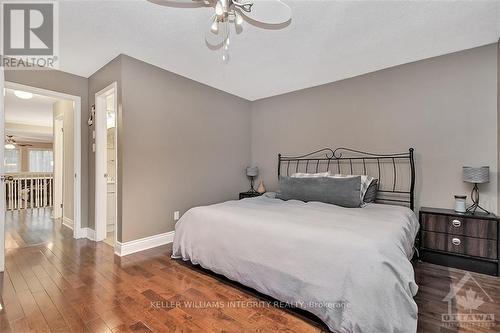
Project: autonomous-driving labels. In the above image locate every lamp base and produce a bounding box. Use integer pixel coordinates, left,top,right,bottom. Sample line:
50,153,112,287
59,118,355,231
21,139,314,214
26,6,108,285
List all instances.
466,203,490,215
247,176,258,194
466,183,490,215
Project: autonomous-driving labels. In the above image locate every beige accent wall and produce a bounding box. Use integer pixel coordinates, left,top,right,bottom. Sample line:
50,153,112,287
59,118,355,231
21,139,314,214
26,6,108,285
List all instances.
54,100,75,224
5,70,90,227
88,55,251,242
251,44,498,213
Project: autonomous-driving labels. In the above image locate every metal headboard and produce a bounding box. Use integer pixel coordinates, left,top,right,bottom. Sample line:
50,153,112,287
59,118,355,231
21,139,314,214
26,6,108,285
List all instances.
278,148,415,210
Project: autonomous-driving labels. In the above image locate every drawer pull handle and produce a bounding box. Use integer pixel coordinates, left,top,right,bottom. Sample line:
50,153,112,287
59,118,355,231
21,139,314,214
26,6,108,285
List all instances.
452,219,461,227
452,238,461,246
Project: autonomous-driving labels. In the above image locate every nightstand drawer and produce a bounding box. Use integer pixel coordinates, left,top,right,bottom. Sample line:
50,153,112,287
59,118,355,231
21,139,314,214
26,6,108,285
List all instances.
421,231,497,259
421,213,497,240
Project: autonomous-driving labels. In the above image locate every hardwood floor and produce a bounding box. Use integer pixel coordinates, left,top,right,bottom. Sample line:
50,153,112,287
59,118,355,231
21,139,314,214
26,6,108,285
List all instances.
5,209,69,249
1,210,499,332
103,231,115,247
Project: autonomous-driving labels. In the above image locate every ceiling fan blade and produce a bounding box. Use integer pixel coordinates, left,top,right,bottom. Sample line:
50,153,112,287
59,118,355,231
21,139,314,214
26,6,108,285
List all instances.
148,0,211,8
239,0,291,25
205,17,229,46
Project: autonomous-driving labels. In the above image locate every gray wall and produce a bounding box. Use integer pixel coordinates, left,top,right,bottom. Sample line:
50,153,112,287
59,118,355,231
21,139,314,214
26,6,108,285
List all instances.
251,44,498,213
120,55,251,242
5,69,90,227
5,43,498,243
88,55,251,242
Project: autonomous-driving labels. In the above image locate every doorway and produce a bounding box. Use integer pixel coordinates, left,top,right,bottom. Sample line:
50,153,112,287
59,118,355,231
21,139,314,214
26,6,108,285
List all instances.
95,82,117,246
0,80,82,272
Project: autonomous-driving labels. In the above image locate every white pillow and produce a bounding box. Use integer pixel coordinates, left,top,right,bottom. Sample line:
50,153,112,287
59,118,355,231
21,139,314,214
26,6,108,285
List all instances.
329,174,374,201
291,172,331,178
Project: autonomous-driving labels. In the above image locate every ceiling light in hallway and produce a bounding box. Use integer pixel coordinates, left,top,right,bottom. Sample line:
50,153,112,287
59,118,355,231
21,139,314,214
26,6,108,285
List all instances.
14,90,33,100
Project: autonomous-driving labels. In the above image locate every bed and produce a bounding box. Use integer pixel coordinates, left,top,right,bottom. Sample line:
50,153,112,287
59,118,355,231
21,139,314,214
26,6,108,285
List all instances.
172,148,419,333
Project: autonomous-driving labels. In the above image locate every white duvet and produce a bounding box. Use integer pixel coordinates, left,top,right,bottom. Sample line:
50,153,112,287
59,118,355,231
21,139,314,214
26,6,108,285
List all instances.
172,196,419,333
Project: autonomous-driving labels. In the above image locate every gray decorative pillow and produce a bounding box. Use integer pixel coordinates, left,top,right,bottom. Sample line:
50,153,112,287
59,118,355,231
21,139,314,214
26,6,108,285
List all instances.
363,179,378,203
276,176,362,208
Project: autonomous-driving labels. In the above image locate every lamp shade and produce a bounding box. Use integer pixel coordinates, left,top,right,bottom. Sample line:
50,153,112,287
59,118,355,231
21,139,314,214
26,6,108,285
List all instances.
246,166,258,177
463,166,489,184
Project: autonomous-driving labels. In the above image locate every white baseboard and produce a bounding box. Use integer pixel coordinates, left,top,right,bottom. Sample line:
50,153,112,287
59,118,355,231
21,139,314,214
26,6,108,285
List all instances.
84,228,95,241
75,227,95,241
115,231,174,257
62,217,74,230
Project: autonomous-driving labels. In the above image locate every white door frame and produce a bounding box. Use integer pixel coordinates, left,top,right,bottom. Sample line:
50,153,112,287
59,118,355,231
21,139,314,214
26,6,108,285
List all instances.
0,68,5,272
53,114,64,219
94,82,117,242
4,81,83,240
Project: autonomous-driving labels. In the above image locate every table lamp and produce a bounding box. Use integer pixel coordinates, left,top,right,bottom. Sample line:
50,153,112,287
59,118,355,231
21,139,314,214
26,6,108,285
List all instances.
463,166,490,215
246,167,258,193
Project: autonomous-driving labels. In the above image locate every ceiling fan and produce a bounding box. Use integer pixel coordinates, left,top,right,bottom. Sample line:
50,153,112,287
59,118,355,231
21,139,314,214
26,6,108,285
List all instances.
5,135,33,149
152,0,292,61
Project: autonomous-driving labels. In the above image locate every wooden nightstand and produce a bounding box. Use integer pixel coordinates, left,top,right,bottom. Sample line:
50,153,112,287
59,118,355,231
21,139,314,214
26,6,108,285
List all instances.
239,191,262,200
419,207,499,276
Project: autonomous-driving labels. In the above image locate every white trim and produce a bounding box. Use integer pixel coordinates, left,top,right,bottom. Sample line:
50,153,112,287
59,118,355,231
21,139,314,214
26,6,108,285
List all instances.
53,115,64,219
62,217,74,230
114,231,175,257
84,228,95,241
94,82,118,243
4,81,83,240
75,227,95,241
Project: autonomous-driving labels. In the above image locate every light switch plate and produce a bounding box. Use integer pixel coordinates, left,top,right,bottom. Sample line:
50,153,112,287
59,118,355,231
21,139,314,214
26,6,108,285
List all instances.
174,211,180,221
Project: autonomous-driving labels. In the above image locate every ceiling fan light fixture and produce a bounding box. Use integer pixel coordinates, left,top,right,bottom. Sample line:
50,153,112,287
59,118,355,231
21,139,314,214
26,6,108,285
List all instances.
215,1,224,16
239,3,252,13
235,12,243,25
168,0,291,62
4,143,15,150
14,90,33,100
210,20,219,33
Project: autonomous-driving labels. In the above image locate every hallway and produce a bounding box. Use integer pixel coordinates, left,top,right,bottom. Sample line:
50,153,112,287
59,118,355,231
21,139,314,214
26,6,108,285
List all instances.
5,209,72,249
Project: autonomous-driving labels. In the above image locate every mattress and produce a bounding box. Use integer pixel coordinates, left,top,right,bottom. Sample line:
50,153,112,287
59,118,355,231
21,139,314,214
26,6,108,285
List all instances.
172,195,419,333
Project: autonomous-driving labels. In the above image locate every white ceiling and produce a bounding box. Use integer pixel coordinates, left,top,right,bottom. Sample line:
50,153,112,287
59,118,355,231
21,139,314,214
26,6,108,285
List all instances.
5,88,57,142
5,123,54,143
5,89,56,127
59,0,500,101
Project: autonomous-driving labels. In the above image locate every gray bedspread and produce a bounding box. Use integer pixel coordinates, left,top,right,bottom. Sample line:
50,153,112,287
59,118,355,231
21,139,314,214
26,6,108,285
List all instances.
172,196,419,333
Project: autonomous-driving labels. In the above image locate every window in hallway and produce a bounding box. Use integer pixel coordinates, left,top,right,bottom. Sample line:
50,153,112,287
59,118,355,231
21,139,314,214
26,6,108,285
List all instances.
4,148,20,172
28,149,54,172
